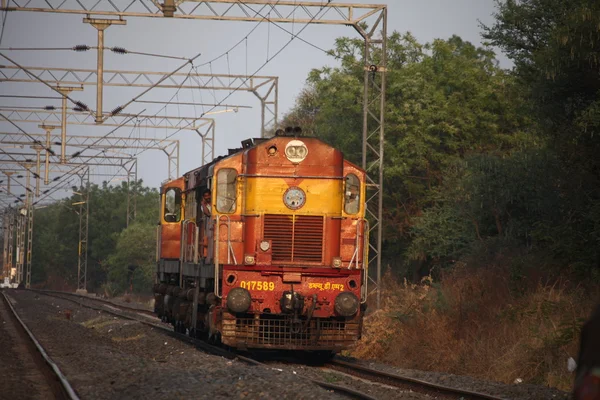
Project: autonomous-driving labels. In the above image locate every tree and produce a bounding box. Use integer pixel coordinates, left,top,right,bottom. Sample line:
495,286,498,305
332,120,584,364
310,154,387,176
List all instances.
483,0,600,276
31,179,159,291
281,32,532,272
106,222,156,294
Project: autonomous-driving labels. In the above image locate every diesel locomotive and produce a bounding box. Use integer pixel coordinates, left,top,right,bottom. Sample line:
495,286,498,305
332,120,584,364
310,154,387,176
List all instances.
153,129,368,354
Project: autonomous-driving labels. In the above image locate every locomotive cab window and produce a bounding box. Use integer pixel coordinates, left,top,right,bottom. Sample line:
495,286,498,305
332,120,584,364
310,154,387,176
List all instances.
164,188,182,222
344,174,360,214
216,168,238,213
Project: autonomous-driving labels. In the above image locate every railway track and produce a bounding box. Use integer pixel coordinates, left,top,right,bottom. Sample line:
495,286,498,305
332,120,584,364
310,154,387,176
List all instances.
32,289,508,400
30,289,376,400
0,291,79,400
325,359,508,400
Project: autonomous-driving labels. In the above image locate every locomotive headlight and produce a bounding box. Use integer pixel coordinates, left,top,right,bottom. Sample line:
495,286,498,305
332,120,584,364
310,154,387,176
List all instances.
334,291,359,317
332,257,342,268
259,240,270,252
227,287,252,313
284,140,308,163
244,254,256,265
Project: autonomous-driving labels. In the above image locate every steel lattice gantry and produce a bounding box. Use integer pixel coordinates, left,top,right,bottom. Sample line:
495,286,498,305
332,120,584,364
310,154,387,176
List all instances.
0,166,36,288
0,65,278,137
74,166,90,293
0,156,138,290
0,109,214,166
0,131,180,179
1,0,387,308
1,208,15,281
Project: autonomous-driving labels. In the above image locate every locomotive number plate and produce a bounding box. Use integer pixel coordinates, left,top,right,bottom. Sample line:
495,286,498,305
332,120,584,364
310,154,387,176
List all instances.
240,281,275,291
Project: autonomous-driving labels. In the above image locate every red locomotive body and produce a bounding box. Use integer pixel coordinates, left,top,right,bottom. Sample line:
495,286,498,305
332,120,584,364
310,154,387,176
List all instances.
154,132,368,354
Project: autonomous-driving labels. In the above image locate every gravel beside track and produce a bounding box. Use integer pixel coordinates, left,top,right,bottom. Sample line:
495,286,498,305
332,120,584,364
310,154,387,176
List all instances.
266,361,432,400
8,290,349,400
25,289,573,400
336,357,571,400
0,291,67,400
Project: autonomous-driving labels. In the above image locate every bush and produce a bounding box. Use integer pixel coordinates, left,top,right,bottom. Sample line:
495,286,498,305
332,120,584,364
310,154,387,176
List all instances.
352,259,597,390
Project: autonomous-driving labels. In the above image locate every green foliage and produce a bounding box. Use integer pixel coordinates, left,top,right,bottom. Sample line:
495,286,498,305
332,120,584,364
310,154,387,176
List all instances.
482,0,600,278
106,222,156,294
32,180,158,293
281,2,600,281
282,32,533,276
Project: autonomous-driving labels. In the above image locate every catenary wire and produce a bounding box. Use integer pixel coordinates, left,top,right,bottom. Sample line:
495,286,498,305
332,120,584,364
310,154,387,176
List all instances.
0,45,192,61
0,52,95,117
0,0,9,47
125,1,330,165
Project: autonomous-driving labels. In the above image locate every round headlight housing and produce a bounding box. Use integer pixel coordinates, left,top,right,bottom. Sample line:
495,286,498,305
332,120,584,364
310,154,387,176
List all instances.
283,186,306,210
284,140,308,163
334,291,359,317
226,287,252,314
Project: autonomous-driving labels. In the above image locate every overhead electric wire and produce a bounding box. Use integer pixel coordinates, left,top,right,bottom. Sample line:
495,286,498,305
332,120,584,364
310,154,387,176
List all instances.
137,0,284,133
0,45,191,61
0,95,62,100
0,105,59,111
1,39,205,207
237,1,339,59
194,0,282,69
0,112,58,156
0,0,329,208
0,47,77,51
138,66,194,125
1,109,145,207
134,100,251,109
0,148,47,203
0,1,9,47
127,1,329,164
0,27,194,210
0,52,94,117
107,53,200,120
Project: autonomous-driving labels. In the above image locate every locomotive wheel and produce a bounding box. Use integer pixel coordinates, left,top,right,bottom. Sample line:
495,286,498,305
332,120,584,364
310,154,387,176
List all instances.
311,351,335,364
174,321,182,333
208,332,221,345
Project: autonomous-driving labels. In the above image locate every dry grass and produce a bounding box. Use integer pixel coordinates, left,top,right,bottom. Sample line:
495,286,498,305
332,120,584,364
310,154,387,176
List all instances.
350,262,598,391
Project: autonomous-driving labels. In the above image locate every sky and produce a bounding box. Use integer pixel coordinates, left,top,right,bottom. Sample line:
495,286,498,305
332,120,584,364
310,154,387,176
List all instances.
0,0,507,203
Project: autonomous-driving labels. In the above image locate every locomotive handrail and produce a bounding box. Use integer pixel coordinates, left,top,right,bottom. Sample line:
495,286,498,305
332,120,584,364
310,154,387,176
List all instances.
180,220,188,263
180,219,198,264
214,215,221,298
179,220,187,287
348,218,367,270
193,225,200,264
218,215,238,265
361,218,370,304
180,220,186,264
155,224,161,262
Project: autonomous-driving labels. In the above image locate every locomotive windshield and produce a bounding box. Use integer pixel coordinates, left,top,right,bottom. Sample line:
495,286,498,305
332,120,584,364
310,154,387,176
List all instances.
344,174,360,214
164,187,182,222
216,168,237,213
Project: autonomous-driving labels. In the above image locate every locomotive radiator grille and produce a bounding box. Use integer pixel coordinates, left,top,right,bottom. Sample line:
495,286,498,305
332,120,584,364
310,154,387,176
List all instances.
263,214,324,263
222,315,360,349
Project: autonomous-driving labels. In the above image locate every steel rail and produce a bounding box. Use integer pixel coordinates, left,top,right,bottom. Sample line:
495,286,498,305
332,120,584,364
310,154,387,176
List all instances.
0,291,80,400
30,289,375,400
326,359,509,400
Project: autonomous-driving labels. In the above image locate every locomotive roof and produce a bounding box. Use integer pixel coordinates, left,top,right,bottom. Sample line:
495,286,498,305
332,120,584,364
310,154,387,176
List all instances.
163,133,363,191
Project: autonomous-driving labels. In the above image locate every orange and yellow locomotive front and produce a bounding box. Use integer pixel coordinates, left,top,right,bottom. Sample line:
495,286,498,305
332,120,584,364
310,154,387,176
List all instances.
213,136,367,351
